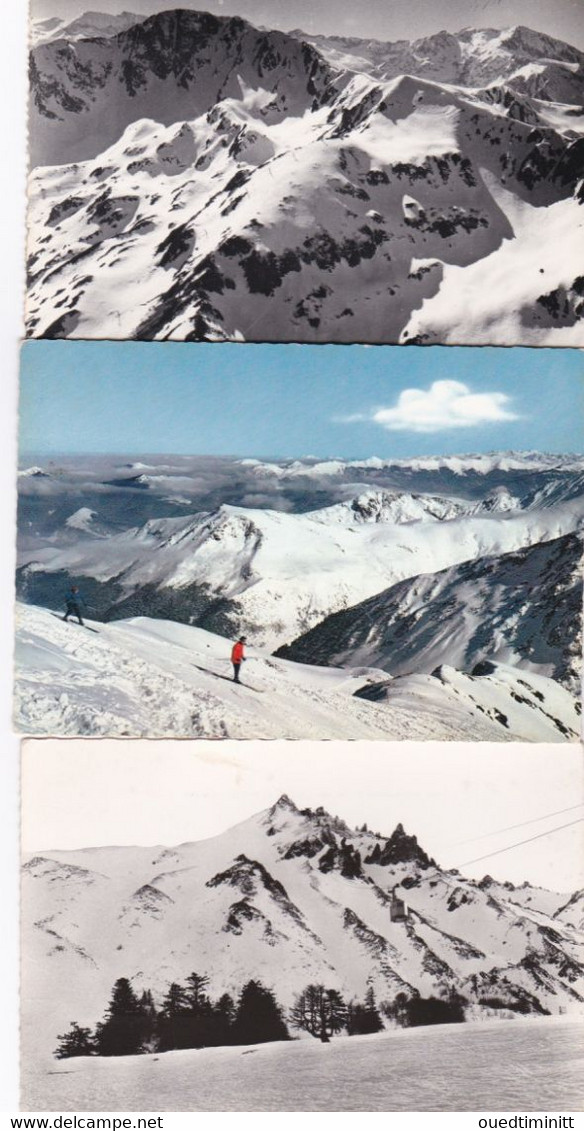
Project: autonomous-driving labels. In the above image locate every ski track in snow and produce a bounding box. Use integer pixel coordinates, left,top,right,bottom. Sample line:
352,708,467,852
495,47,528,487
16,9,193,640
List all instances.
13,604,579,741
12,605,500,740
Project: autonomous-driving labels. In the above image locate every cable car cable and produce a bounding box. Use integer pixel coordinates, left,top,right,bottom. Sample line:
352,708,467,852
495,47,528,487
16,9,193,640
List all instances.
450,803,584,848
457,817,584,869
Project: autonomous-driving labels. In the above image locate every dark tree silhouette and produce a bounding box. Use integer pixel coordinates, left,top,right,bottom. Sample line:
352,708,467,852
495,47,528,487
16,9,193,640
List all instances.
163,982,187,1011
157,981,193,1051
184,971,217,1047
213,992,236,1045
384,989,466,1028
387,991,411,1027
232,980,289,1045
139,989,158,1051
54,1021,97,1059
95,978,149,1057
406,993,466,1027
185,972,210,1012
290,984,347,1043
347,987,384,1035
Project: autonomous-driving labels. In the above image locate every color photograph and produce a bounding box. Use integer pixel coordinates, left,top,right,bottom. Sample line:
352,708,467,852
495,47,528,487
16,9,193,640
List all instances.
15,341,584,741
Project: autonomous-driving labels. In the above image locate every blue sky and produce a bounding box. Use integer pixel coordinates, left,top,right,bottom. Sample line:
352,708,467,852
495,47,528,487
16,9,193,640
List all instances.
19,341,583,458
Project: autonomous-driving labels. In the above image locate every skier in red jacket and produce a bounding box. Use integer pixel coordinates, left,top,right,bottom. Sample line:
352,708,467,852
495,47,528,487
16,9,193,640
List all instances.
231,636,247,683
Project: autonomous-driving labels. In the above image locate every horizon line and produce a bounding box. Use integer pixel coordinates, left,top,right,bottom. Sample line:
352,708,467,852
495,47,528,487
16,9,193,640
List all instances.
18,447,584,461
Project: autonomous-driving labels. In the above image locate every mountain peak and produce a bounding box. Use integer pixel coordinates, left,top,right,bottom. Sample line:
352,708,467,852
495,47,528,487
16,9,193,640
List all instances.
387,823,434,866
270,793,299,814
365,823,435,870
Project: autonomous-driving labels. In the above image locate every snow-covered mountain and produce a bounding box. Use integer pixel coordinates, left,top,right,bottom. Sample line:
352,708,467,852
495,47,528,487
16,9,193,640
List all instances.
29,11,334,165
292,25,584,104
15,603,579,740
30,10,141,46
17,487,584,649
26,11,584,343
18,465,51,479
242,452,584,478
276,531,584,693
21,795,584,1066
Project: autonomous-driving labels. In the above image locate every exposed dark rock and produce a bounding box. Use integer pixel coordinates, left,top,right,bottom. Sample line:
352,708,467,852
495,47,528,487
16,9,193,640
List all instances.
366,824,434,870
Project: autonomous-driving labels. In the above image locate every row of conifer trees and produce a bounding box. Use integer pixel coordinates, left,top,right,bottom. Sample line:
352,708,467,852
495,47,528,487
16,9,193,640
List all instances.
55,974,387,1058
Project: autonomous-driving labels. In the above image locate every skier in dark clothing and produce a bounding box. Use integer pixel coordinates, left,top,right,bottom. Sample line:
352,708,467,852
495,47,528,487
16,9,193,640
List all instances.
231,636,247,682
63,586,86,626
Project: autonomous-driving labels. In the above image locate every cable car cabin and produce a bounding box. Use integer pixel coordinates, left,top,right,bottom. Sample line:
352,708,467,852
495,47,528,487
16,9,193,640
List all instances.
390,890,408,923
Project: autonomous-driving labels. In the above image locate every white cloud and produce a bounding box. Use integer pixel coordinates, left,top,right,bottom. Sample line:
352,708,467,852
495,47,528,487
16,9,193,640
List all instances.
368,380,521,434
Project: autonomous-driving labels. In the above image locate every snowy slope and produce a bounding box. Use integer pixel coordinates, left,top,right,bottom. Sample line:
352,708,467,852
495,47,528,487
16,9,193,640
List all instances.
21,796,584,1071
276,531,584,694
306,489,473,524
17,491,584,650
17,602,575,740
26,13,584,344
21,1017,584,1112
401,174,584,346
354,663,580,743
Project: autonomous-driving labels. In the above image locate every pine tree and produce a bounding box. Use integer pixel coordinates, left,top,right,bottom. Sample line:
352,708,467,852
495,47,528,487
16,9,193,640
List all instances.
232,980,289,1045
157,982,192,1051
363,986,384,1032
185,972,210,1012
95,978,149,1057
213,993,236,1046
139,989,158,1051
161,982,189,1016
290,984,347,1043
54,1021,97,1059
184,971,216,1048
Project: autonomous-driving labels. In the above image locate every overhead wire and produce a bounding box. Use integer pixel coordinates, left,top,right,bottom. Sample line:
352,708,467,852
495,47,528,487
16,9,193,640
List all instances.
450,803,584,848
456,817,584,869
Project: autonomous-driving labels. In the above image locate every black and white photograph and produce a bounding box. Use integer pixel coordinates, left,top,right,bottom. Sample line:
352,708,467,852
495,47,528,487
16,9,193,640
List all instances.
27,0,584,343
20,738,584,1111
14,341,584,742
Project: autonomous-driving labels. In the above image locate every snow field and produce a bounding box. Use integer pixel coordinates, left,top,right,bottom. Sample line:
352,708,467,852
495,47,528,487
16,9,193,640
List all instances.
15,605,512,739
22,1013,584,1111
403,175,584,345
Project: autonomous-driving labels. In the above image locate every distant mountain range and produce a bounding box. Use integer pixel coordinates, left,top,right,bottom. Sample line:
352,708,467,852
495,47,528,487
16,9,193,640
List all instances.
26,9,584,343
21,794,584,1067
17,456,584,649
30,9,142,45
